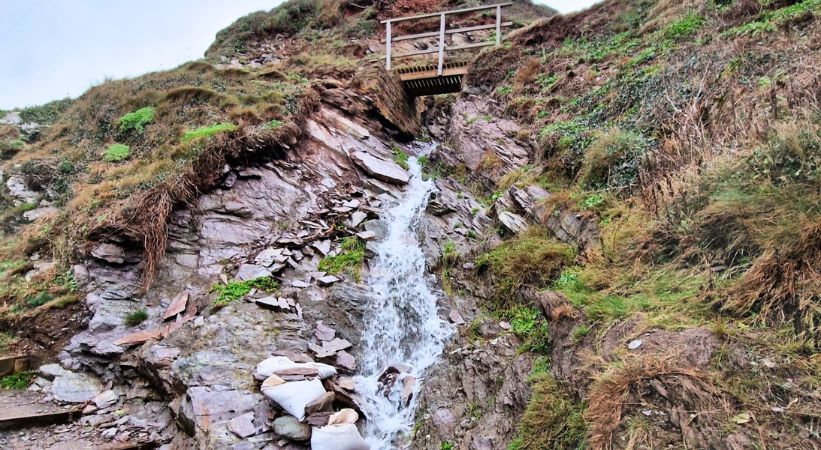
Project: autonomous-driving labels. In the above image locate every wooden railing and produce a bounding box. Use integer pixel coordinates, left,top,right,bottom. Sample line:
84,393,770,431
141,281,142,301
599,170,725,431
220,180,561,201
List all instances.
381,3,513,75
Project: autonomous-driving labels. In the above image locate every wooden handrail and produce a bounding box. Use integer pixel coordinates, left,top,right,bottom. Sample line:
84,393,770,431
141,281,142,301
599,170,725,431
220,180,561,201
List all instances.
383,3,512,74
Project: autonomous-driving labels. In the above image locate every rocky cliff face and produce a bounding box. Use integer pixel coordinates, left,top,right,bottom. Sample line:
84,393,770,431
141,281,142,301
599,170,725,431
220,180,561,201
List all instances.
2,0,820,449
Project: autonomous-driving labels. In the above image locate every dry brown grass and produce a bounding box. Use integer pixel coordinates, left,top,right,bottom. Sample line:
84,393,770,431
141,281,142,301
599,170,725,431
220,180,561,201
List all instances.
585,357,721,449
721,217,821,341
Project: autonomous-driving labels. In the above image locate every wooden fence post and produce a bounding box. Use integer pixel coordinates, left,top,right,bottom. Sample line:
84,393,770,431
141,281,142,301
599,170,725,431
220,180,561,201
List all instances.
437,13,446,75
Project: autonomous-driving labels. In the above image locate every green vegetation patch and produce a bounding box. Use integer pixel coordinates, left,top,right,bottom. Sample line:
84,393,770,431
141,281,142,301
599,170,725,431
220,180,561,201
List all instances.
124,309,148,326
476,230,574,305
211,276,279,307
0,371,36,390
318,237,365,281
103,143,130,162
181,123,238,142
391,146,409,170
117,106,156,133
577,128,651,189
726,0,820,36
664,12,703,41
508,372,587,449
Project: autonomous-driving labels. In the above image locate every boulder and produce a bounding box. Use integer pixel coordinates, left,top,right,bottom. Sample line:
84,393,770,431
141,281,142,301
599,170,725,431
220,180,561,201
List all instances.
51,371,104,403
91,243,125,265
350,151,409,185
93,390,119,409
273,415,312,442
498,211,528,234
336,351,357,373
234,264,272,281
228,412,257,438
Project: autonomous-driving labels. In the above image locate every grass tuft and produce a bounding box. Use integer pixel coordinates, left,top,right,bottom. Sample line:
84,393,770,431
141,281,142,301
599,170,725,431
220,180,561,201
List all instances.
124,309,148,326
318,237,365,281
181,123,238,143
103,143,130,162
117,106,156,133
211,276,279,308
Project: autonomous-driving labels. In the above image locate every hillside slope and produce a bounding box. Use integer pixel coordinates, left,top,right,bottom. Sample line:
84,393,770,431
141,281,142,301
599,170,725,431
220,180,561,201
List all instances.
0,0,819,449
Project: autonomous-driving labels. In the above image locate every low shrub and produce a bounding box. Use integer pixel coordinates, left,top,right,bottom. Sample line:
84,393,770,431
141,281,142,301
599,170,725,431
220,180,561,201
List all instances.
117,106,156,133
0,371,36,390
476,229,575,304
577,128,651,190
103,143,130,162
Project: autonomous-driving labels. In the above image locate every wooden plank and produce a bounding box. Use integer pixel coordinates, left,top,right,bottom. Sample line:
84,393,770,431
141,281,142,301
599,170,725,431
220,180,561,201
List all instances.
392,40,496,59
381,22,513,43
437,13,445,75
398,66,469,81
385,21,392,70
0,408,83,431
381,2,512,24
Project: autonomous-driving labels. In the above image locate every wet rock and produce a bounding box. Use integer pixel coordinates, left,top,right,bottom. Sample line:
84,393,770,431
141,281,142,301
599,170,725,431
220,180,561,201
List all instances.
448,310,466,325
316,275,340,286
235,264,272,281
335,351,357,373
51,370,103,403
362,220,387,240
5,175,38,204
355,230,376,241
314,322,336,341
91,243,126,265
401,375,416,407
304,391,335,415
349,211,367,228
228,412,257,438
350,151,409,185
273,415,311,442
309,338,352,358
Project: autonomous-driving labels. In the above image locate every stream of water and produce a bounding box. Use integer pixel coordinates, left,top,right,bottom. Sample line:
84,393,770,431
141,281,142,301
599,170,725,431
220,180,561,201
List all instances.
354,143,451,449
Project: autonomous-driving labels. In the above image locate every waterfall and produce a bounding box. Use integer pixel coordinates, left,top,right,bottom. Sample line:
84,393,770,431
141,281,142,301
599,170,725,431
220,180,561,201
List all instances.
354,143,451,449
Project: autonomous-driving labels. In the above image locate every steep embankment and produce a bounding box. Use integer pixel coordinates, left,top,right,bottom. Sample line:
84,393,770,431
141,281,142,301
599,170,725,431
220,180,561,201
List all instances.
0,0,819,449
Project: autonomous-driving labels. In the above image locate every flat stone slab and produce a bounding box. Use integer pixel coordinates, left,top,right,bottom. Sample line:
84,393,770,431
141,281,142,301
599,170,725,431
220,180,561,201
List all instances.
163,291,188,321
351,151,409,185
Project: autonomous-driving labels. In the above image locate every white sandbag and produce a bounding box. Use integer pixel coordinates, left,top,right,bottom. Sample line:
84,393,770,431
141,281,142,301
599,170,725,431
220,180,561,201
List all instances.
328,408,359,425
254,356,337,381
261,378,326,420
311,423,369,450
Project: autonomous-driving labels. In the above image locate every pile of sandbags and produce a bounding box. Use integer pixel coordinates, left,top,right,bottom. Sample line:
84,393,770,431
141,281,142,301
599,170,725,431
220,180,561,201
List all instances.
311,409,369,450
256,355,369,447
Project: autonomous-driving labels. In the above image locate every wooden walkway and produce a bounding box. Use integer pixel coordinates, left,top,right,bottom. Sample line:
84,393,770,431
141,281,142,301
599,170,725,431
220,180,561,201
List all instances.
382,3,512,97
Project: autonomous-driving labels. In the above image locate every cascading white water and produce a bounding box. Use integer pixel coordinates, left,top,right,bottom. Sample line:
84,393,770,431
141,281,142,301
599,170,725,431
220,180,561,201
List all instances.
354,143,451,449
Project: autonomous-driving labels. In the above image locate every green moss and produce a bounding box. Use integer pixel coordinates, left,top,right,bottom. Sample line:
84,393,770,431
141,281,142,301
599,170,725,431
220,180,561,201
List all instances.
211,276,279,307
0,371,36,390
318,237,365,281
117,106,156,133
476,231,574,305
181,122,238,142
265,119,283,129
124,309,148,326
103,143,130,162
25,291,53,308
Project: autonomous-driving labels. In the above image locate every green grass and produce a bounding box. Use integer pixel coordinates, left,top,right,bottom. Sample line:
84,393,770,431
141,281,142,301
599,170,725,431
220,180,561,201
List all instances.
211,276,279,307
440,442,454,450
318,237,365,281
0,371,36,390
265,119,283,129
508,372,587,449
505,306,550,353
476,231,575,305
181,122,238,142
726,0,820,36
391,146,409,170
103,143,130,162
117,106,156,133
25,292,53,308
664,12,703,41
124,309,148,326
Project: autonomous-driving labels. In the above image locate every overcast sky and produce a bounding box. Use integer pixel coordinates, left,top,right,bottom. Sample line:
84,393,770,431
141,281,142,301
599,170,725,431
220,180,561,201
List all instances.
0,0,599,110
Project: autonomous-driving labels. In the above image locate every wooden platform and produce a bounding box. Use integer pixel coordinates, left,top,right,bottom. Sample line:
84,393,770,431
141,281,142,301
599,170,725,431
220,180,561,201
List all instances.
397,63,468,96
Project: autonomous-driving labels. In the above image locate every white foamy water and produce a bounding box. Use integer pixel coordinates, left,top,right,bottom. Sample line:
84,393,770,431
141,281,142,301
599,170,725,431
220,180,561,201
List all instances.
354,144,451,449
